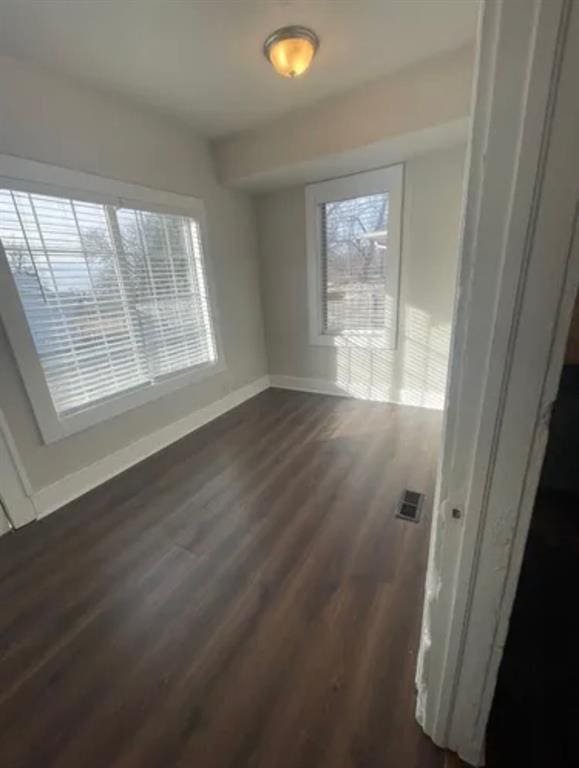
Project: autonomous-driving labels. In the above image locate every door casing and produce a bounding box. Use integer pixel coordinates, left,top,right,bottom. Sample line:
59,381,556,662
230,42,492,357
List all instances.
416,0,579,763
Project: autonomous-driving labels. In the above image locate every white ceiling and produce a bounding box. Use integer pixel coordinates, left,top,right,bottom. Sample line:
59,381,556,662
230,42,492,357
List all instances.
0,0,479,139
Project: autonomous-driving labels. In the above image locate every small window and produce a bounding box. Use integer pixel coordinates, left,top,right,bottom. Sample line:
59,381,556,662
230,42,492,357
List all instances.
0,166,221,443
306,165,403,348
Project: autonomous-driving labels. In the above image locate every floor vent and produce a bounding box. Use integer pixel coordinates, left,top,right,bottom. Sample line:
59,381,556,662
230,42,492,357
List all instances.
396,490,424,523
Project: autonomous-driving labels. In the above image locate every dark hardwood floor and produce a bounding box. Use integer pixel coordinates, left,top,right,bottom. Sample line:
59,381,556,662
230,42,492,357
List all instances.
0,388,443,768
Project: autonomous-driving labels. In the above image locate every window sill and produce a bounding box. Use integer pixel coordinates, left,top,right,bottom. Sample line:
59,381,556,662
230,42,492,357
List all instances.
42,358,226,444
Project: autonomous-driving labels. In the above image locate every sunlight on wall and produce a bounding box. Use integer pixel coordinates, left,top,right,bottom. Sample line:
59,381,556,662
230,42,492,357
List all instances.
401,306,450,409
335,304,451,409
336,346,396,402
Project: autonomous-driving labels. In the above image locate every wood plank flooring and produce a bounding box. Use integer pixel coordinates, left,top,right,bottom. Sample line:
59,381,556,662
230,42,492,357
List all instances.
0,389,443,768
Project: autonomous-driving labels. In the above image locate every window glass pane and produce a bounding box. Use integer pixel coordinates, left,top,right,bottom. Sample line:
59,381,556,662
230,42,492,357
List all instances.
116,208,216,380
0,189,217,417
321,192,389,333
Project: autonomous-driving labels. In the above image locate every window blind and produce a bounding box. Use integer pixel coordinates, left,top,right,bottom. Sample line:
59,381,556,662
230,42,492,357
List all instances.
320,192,389,334
0,189,217,416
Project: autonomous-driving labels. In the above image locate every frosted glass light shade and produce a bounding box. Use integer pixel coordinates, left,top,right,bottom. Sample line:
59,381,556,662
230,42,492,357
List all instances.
264,26,319,78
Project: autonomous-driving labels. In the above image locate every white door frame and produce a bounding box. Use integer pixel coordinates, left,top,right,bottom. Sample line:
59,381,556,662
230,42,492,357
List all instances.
416,0,579,764
0,406,36,532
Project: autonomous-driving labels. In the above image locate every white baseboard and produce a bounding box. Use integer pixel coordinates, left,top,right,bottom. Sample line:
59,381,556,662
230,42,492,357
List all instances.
269,374,352,399
34,376,270,518
27,371,440,521
269,374,445,410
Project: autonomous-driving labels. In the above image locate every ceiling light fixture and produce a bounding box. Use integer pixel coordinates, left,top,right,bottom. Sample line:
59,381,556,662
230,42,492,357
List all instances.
263,25,319,78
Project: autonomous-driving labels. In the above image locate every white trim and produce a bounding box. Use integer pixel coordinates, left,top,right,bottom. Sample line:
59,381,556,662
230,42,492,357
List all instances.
449,1,578,761
0,513,10,538
305,164,403,350
269,374,444,410
0,155,207,219
0,408,34,498
416,0,578,764
0,407,36,529
270,374,349,398
0,154,225,444
33,375,271,518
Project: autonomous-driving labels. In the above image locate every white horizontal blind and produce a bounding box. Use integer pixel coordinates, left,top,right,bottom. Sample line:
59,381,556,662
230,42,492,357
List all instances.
320,192,389,334
0,189,217,416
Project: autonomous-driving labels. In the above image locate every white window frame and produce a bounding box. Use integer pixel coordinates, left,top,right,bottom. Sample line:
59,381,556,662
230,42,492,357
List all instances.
0,155,225,444
305,164,403,349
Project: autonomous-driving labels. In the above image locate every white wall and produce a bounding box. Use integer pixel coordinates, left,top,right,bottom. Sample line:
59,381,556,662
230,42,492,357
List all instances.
256,145,466,409
0,54,267,492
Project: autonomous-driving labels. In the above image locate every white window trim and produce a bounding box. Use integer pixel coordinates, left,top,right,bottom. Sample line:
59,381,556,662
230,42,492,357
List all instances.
0,155,225,444
305,164,403,349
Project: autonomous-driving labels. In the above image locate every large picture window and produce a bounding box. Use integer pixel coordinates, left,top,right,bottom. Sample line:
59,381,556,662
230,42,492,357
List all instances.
306,165,403,348
0,158,221,442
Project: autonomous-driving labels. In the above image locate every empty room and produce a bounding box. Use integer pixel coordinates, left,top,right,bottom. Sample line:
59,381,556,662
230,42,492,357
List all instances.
1,2,578,767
